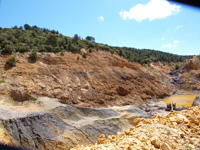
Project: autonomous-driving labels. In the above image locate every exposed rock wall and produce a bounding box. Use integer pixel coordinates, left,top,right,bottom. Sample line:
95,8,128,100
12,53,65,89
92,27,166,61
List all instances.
0,97,151,150
0,51,173,107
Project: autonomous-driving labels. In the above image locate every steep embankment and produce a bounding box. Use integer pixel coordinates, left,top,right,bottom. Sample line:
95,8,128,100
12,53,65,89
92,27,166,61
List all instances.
0,51,173,107
73,106,200,150
0,97,151,150
174,56,200,91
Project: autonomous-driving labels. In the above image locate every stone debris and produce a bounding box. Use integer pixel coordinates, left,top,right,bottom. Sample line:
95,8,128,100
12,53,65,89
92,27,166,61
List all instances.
72,106,200,150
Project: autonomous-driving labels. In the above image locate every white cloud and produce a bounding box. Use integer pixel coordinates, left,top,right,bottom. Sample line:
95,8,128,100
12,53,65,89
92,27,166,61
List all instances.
97,15,104,21
162,43,178,48
173,40,179,43
162,40,180,48
176,25,183,29
119,0,180,22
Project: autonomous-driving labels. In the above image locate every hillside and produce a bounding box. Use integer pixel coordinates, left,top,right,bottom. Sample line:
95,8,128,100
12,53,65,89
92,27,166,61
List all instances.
0,25,199,150
0,51,173,108
0,25,189,65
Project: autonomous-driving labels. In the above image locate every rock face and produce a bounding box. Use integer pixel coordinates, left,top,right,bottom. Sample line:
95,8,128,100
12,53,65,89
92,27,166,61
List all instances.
0,51,173,107
0,112,68,150
73,106,200,150
175,56,200,91
0,97,151,150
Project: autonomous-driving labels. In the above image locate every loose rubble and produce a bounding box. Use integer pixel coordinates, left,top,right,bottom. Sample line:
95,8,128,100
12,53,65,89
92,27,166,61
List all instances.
72,106,200,150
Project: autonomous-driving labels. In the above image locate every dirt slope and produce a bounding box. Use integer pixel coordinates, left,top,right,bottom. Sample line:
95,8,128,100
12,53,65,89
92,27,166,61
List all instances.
0,51,173,107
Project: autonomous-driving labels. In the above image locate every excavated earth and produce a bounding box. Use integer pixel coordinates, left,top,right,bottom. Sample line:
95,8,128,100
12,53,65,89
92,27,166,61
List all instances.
0,51,174,107
0,52,200,150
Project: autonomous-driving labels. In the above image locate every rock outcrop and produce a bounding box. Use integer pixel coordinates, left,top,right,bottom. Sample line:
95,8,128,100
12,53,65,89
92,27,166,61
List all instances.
73,106,200,150
0,97,151,150
175,56,200,91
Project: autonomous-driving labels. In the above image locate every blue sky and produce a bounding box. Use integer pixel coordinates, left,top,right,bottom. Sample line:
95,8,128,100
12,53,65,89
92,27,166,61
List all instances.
0,0,200,55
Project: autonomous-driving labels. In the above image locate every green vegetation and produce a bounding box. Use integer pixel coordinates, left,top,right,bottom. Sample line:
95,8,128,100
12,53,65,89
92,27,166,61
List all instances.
29,50,38,61
0,24,192,65
82,53,87,58
60,51,64,56
86,36,95,42
6,56,16,67
0,80,5,84
175,62,179,70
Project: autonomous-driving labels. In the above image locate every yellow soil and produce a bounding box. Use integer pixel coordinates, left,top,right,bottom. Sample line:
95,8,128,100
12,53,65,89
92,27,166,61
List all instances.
163,95,197,107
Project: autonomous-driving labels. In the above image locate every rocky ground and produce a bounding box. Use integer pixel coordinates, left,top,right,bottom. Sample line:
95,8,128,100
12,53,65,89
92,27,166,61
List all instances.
0,51,174,108
0,52,199,150
73,106,200,150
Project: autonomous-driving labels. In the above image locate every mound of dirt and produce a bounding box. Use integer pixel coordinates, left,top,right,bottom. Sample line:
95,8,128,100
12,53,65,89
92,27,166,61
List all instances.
73,106,200,150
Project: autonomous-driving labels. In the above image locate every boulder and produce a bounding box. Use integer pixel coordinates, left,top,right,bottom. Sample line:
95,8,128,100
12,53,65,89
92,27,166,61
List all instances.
11,87,29,102
116,86,130,96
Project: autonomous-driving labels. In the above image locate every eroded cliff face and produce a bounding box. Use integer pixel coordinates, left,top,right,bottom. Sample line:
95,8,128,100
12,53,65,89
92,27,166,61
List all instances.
0,97,151,150
0,51,173,108
73,106,200,150
175,56,200,91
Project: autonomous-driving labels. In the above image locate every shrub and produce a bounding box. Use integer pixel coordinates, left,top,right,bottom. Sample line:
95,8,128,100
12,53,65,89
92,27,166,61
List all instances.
60,51,64,56
110,49,114,54
45,45,53,52
0,80,5,84
89,48,92,53
38,47,47,52
82,53,87,58
6,56,16,67
175,62,179,70
69,44,80,51
29,50,38,61
46,34,58,47
1,45,14,54
17,46,28,53
86,36,95,42
53,46,60,52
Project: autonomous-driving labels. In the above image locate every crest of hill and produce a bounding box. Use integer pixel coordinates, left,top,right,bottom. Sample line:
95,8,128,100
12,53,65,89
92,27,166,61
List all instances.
0,24,191,65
